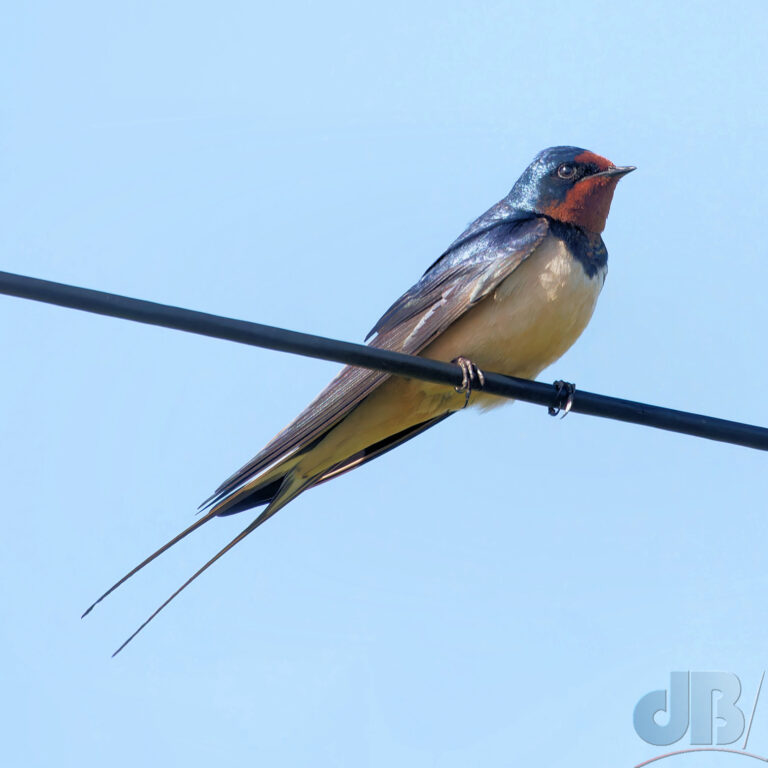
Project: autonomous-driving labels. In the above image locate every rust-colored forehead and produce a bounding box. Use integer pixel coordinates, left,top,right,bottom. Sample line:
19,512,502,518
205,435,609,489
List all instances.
574,150,612,170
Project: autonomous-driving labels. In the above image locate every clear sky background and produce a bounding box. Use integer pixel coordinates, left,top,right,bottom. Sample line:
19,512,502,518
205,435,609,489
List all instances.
2,2,767,766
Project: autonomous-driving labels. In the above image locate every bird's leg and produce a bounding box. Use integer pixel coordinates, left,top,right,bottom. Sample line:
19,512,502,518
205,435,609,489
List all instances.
452,356,486,408
548,380,576,418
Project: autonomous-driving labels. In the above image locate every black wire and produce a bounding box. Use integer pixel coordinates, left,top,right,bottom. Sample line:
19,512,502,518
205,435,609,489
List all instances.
2,268,767,452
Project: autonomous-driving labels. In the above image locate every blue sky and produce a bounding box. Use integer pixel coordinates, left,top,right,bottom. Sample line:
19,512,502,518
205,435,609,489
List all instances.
2,1,768,766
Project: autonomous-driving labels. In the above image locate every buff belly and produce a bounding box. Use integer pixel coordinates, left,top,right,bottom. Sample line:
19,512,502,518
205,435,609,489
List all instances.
291,233,605,480
422,231,605,407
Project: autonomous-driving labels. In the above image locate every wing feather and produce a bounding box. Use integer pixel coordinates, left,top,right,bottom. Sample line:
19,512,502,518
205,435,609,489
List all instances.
205,215,549,508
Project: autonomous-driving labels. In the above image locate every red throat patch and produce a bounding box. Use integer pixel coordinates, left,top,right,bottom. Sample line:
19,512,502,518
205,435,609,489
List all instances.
545,152,620,233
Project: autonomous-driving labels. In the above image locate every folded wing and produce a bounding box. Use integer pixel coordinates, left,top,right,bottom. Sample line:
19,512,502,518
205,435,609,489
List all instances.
205,214,549,513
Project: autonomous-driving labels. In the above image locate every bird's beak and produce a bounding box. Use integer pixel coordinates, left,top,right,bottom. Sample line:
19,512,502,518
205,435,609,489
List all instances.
595,165,636,178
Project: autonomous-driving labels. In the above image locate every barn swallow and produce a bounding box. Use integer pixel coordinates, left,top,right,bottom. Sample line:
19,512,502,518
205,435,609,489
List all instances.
85,146,634,653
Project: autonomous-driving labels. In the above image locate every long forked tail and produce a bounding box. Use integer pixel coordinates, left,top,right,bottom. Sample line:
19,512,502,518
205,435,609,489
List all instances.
111,469,312,656
81,510,219,618
111,513,264,656
82,458,298,619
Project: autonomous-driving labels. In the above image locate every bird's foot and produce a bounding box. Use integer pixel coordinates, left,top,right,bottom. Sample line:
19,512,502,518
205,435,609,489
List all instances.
549,380,576,418
452,356,486,408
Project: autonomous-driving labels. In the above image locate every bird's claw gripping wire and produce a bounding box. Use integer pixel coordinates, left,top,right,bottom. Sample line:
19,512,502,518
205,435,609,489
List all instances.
453,356,486,408
549,380,575,418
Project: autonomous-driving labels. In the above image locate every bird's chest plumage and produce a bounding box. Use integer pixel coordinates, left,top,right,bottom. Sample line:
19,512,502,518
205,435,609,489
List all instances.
423,233,605,384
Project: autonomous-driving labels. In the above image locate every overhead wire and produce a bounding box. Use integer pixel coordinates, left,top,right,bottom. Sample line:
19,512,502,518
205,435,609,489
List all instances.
2,269,767,452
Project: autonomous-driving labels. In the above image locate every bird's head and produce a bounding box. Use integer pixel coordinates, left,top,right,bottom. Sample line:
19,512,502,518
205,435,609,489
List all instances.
509,146,634,233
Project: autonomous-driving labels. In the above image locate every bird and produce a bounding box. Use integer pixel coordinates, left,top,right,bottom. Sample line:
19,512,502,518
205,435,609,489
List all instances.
84,145,634,653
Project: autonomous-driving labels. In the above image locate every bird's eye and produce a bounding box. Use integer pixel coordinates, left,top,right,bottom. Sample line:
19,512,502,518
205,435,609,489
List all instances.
557,163,577,180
